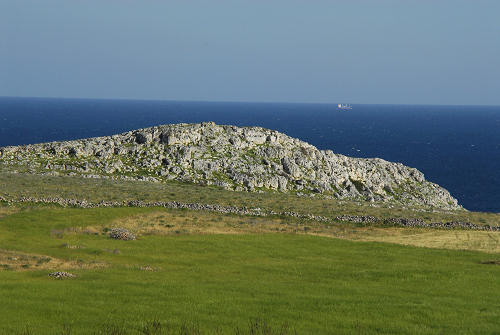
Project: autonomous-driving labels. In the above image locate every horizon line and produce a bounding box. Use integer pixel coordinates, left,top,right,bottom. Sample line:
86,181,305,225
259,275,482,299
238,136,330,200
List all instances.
1,95,499,108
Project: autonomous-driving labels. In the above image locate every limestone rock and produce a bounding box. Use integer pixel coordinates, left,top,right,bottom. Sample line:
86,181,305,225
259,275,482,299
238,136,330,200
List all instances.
109,228,136,240
48,271,75,279
0,122,462,210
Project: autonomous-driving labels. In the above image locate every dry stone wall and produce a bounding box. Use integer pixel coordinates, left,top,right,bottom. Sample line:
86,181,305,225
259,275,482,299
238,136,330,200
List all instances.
0,122,460,210
0,195,496,231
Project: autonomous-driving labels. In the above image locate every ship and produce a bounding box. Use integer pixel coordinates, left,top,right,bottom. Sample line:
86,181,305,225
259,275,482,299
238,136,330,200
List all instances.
337,103,352,110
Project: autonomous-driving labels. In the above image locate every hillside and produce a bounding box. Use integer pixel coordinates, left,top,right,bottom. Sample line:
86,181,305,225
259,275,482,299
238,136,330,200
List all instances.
1,123,499,334
0,203,499,334
0,122,460,210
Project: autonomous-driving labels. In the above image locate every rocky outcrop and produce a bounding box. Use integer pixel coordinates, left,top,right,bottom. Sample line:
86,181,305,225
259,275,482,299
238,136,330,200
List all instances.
48,271,75,279
109,228,136,241
0,122,461,210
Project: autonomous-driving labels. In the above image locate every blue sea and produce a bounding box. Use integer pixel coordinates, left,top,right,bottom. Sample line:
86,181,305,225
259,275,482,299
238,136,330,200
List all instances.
1,97,499,213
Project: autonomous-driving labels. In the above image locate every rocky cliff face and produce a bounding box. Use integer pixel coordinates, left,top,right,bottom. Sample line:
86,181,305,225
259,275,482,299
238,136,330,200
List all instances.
0,122,460,210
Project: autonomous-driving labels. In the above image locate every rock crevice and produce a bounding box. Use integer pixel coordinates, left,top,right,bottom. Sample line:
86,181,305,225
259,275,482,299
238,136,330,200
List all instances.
0,122,460,210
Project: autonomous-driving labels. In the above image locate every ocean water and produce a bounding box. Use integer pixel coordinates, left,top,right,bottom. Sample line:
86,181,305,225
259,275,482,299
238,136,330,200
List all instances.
0,97,499,213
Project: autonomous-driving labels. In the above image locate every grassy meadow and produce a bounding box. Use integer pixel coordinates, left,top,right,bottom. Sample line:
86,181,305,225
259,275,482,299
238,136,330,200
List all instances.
0,172,499,334
0,204,499,334
1,172,499,226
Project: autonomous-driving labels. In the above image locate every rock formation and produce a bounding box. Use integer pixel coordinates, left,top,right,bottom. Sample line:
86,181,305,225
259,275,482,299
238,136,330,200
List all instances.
0,122,460,210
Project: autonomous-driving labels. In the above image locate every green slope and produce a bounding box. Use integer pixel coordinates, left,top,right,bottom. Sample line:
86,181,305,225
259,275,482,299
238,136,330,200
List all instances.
0,206,499,334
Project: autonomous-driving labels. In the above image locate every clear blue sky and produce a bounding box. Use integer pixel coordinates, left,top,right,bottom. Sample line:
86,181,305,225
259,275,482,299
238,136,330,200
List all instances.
1,0,499,105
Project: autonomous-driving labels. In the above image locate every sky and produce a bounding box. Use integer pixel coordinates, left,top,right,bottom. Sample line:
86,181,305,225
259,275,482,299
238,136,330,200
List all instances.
1,0,499,105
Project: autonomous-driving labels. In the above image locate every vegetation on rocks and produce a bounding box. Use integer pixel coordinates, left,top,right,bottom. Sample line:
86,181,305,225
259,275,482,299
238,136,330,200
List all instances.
0,122,460,210
0,123,498,334
1,172,498,227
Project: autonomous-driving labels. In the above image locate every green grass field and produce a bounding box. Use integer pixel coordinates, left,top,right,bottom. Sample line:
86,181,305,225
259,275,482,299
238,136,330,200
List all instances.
1,205,499,334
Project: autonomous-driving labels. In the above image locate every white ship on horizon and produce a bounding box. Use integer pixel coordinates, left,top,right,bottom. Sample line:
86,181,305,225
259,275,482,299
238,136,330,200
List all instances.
337,103,352,110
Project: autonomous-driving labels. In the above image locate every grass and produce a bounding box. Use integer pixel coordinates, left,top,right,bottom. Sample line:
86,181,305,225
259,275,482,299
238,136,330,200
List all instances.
1,172,499,226
344,228,500,253
103,209,500,253
0,205,499,334
1,171,499,333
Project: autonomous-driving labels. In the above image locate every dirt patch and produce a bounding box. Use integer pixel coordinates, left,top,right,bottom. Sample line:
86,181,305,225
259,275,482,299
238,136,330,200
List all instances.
0,249,106,271
83,210,295,238
480,260,500,265
344,229,500,254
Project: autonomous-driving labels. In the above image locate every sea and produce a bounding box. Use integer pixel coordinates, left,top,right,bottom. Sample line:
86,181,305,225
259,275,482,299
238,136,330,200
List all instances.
0,97,499,213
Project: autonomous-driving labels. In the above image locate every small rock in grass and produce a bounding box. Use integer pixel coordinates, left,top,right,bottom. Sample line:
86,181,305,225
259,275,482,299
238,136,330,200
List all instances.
48,271,75,279
139,265,155,271
109,228,136,240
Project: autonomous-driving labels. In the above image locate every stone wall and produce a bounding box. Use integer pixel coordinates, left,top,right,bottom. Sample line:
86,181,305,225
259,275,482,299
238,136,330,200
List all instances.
0,122,461,210
1,196,496,231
